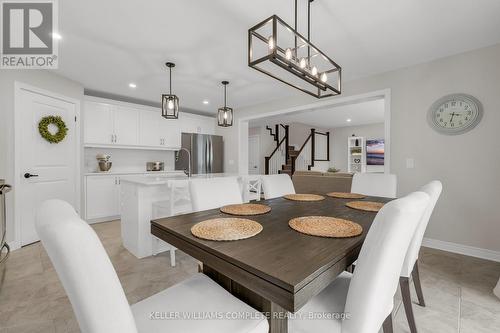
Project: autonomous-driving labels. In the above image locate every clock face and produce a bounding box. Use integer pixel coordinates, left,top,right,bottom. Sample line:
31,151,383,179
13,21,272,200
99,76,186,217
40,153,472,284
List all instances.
428,94,482,135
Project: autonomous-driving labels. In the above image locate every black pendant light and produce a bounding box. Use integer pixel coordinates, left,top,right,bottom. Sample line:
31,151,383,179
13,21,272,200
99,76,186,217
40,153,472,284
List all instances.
217,81,233,127
161,62,180,119
248,0,341,98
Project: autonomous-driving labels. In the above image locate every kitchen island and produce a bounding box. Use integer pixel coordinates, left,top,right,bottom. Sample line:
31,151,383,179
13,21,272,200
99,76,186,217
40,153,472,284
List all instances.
120,173,243,259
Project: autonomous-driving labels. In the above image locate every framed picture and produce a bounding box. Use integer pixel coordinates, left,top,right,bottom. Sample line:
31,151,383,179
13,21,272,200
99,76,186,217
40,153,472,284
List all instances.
366,139,384,166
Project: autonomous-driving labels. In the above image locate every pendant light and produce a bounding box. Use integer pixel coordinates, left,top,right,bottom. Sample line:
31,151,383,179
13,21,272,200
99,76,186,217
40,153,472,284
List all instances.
161,62,180,119
248,0,341,98
217,81,233,127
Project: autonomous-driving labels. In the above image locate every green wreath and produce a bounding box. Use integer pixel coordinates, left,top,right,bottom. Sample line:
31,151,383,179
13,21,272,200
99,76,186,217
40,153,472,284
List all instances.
38,116,68,144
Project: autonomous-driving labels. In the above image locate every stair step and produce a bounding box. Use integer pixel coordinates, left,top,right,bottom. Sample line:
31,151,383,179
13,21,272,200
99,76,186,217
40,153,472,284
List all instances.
282,164,292,170
279,170,292,176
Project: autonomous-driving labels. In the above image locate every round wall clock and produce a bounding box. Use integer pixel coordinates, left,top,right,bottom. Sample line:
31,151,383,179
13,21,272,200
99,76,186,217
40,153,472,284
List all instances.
427,94,483,135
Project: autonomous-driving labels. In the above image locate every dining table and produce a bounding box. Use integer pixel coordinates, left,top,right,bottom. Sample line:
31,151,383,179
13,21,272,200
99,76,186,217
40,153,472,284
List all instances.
151,194,392,333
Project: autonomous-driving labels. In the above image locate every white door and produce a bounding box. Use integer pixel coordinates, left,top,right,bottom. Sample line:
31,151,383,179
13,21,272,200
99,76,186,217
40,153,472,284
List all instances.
248,135,260,174
17,87,78,246
85,176,120,220
139,110,161,147
113,106,139,145
84,101,113,144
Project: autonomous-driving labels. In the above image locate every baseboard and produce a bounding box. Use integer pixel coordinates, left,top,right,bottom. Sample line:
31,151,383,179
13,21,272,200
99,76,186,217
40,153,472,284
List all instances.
85,215,120,224
7,240,21,251
422,237,500,263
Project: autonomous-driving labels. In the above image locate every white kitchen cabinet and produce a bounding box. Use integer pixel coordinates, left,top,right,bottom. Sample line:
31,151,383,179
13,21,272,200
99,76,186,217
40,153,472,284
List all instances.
160,118,181,149
114,106,139,145
139,111,162,147
85,175,121,220
84,101,139,146
84,97,215,150
84,101,114,144
179,113,215,135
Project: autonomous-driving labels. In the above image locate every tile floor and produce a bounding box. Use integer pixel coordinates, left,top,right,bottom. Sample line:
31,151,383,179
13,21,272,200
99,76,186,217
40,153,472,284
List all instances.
0,220,499,332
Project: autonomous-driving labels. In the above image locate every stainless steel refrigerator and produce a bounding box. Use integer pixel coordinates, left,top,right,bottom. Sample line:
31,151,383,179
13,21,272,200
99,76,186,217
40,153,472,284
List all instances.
175,133,224,174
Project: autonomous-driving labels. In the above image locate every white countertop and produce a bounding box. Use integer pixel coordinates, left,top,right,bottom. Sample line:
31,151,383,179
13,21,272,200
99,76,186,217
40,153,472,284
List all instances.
84,170,185,177
119,173,242,186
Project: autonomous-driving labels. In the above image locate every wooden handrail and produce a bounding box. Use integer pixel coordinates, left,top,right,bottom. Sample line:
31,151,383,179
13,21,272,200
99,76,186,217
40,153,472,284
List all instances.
265,124,289,175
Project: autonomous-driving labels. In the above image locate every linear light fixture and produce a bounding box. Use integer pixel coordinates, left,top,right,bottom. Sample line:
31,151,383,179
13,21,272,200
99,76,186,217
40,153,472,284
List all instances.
248,0,341,98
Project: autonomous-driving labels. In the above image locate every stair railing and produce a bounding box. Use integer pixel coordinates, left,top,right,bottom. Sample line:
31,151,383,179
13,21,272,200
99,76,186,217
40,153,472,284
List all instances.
291,129,330,174
265,125,289,175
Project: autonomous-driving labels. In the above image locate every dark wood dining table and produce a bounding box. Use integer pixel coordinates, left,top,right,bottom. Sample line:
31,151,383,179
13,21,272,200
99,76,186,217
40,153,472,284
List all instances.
151,194,391,333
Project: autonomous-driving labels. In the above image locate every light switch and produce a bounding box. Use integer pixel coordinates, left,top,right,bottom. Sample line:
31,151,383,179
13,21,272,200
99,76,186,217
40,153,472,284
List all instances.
406,158,414,169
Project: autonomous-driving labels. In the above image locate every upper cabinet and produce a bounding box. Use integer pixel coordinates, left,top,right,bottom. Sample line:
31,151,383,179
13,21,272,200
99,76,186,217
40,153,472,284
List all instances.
84,102,114,144
84,98,214,150
113,106,139,145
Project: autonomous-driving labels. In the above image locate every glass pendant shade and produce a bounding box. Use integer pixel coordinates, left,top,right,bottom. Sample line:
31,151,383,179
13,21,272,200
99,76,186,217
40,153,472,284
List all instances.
161,94,179,119
217,80,233,127
217,106,233,127
161,62,179,119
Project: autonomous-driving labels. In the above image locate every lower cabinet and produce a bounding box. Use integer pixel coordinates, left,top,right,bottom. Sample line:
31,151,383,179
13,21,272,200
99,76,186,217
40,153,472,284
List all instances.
85,175,121,220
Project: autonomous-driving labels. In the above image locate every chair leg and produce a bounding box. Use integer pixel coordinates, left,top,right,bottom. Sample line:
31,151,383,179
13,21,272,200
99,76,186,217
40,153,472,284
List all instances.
400,276,418,333
382,313,393,333
412,261,426,307
152,237,159,256
169,247,176,267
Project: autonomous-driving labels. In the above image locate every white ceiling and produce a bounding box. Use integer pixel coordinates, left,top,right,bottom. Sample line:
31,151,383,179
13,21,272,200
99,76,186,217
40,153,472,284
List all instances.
249,98,385,128
56,0,500,113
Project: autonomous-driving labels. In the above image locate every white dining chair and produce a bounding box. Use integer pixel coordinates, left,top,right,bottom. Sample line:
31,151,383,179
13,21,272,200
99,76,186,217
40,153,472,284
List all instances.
399,180,442,333
151,180,192,266
36,199,268,333
351,173,398,198
241,175,262,202
260,174,296,199
288,191,429,333
189,177,243,211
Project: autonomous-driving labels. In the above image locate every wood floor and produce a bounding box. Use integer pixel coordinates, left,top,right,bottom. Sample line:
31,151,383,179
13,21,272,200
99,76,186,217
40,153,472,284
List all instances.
0,220,499,333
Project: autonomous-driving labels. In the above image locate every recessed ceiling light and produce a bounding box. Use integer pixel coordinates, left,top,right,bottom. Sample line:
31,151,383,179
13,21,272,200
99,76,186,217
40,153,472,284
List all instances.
128,83,137,88
51,32,62,40
203,100,209,105
346,118,352,122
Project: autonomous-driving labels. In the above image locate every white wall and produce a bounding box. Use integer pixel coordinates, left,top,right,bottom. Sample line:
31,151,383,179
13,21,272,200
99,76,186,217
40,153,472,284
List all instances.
0,71,84,244
331,123,385,172
221,43,500,255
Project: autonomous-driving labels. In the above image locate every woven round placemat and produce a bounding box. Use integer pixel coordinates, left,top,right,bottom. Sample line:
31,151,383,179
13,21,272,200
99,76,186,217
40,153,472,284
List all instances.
220,203,271,216
345,201,385,212
289,216,363,238
283,194,325,202
326,192,366,199
191,218,263,241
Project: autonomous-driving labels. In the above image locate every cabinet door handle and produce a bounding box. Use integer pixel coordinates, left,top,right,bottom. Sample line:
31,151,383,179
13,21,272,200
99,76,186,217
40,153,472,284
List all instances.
111,134,114,143
114,134,117,143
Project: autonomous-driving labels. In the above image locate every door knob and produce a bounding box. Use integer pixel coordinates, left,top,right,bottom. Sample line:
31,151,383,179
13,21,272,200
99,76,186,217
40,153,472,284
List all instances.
24,173,39,179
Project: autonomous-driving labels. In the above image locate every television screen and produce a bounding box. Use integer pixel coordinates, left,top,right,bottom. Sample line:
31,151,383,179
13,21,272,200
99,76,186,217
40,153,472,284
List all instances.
366,139,385,165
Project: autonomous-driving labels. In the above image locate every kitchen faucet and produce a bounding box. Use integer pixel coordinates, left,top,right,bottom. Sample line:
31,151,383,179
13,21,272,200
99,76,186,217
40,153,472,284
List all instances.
179,148,191,178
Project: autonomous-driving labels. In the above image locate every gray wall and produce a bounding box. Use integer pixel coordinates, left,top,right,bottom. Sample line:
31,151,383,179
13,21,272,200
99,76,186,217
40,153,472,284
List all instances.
218,43,500,253
0,71,84,243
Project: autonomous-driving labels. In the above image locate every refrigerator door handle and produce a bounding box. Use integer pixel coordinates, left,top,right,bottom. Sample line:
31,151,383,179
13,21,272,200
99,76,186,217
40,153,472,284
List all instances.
208,137,212,173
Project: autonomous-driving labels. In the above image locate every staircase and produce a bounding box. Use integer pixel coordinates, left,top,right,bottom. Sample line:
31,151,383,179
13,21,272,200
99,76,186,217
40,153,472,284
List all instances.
279,145,299,176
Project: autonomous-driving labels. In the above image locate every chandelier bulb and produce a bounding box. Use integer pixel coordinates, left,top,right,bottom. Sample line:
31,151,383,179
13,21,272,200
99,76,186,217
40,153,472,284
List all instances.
285,48,292,60
224,111,228,119
299,58,307,69
167,99,174,110
320,72,328,83
268,36,275,50
311,66,318,76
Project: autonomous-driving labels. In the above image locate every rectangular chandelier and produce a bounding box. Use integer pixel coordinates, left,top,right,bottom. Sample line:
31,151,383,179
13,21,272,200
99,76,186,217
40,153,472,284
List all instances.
248,15,341,98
